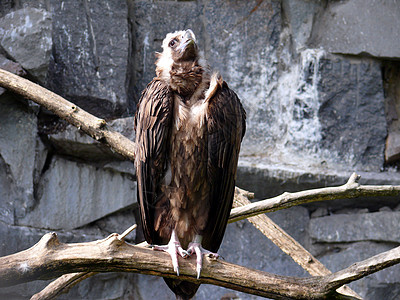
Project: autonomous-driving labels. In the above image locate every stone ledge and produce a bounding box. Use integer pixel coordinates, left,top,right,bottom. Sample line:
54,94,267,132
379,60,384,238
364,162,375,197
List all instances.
237,158,400,211
17,156,137,230
310,211,400,243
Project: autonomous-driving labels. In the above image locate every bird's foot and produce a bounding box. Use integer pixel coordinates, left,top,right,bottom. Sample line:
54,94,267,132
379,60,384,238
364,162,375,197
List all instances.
152,231,189,276
186,241,219,279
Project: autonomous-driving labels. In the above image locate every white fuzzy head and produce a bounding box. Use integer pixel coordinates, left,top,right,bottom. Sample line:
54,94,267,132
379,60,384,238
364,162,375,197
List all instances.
155,29,206,81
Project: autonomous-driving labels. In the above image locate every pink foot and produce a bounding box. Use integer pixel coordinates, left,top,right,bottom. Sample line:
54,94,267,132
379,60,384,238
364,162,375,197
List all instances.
187,236,219,279
152,230,189,276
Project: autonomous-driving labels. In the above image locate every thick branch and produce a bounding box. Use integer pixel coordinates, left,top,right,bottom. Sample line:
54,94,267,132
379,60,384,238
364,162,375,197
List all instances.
0,68,136,160
1,233,398,300
229,173,400,223
30,225,138,300
325,245,400,291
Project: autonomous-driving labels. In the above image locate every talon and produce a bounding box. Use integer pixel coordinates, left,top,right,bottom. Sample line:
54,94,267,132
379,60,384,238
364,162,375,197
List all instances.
178,248,190,258
208,252,219,259
151,230,186,275
187,235,219,279
194,244,202,278
197,265,201,279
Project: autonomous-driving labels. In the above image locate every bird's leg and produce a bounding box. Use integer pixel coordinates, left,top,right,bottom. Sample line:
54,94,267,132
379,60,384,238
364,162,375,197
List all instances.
152,229,189,276
186,235,219,279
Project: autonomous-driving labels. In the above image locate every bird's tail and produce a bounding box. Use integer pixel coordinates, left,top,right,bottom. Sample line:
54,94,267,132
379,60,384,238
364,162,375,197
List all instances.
164,278,200,300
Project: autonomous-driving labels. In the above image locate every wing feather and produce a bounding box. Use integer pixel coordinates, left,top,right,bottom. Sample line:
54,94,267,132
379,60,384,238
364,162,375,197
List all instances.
203,81,246,252
135,79,173,244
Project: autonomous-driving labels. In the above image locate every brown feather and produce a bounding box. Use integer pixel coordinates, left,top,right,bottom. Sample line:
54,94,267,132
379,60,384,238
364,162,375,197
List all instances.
135,30,246,299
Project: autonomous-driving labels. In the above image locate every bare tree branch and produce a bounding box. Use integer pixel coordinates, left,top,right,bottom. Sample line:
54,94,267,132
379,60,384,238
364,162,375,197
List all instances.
229,173,400,223
325,245,400,291
0,68,136,160
1,232,399,300
30,225,138,300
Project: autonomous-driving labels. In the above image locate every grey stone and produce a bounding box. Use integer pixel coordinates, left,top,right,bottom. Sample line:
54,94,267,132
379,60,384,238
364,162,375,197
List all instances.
108,117,136,141
316,242,400,299
364,283,400,300
94,207,137,242
47,0,130,118
334,208,369,215
0,220,102,257
0,220,135,300
0,272,136,300
102,161,135,178
0,1,50,18
309,0,400,58
269,51,386,172
32,136,48,193
202,0,281,160
281,0,322,51
18,156,137,230
0,1,15,18
0,7,52,83
241,50,386,173
317,54,387,172
47,117,135,162
0,53,26,95
310,211,400,243
0,94,38,219
0,210,137,299
59,272,136,300
379,206,392,212
130,0,204,102
383,62,400,163
310,207,328,218
385,133,400,163
0,157,15,225
133,274,175,300
0,266,136,300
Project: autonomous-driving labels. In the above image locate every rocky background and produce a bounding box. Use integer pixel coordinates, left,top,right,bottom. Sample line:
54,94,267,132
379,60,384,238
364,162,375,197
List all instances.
1,0,400,299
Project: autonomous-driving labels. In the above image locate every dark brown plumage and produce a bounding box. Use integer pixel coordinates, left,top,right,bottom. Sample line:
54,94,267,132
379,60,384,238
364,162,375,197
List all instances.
135,29,246,299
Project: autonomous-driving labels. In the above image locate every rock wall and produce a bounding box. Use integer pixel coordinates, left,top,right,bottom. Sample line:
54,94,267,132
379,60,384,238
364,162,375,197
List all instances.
0,0,400,299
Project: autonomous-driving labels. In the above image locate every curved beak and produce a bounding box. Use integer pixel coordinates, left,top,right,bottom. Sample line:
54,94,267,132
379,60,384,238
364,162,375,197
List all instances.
183,29,196,42
176,29,198,60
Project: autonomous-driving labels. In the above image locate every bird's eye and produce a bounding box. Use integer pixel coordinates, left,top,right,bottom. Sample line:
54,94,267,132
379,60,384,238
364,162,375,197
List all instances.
169,39,176,47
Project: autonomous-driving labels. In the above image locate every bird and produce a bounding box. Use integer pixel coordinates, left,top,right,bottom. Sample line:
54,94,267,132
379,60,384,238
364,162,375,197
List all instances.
134,29,246,299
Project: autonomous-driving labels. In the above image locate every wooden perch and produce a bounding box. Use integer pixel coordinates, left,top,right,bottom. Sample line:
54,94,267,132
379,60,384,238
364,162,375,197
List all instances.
30,225,138,300
1,232,400,300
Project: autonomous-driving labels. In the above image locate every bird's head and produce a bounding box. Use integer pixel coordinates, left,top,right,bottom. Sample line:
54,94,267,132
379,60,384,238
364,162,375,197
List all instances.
156,29,201,80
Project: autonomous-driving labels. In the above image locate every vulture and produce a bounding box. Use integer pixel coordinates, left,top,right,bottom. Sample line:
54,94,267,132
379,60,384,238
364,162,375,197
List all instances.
135,29,246,299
